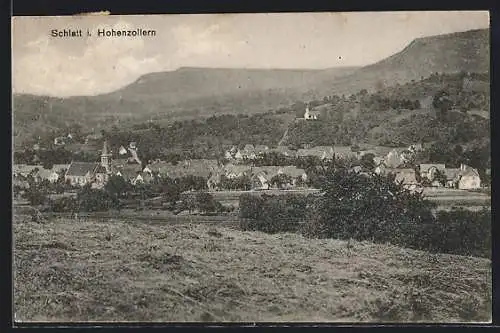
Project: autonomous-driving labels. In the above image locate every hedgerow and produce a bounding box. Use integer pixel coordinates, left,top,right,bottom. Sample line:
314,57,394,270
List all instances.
239,166,490,258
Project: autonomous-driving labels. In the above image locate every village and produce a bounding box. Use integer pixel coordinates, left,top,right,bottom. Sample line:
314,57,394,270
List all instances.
12,106,488,204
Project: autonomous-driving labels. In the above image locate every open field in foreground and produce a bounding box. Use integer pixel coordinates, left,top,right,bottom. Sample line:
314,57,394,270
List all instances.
13,214,491,323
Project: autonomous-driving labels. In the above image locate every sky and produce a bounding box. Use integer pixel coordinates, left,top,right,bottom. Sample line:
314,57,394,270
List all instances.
12,11,489,97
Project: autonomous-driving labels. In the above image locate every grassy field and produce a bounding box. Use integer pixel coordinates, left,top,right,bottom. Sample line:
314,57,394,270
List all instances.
421,188,491,208
207,188,491,210
13,214,491,323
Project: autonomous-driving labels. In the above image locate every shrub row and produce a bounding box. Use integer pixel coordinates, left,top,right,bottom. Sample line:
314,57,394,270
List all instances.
239,168,491,258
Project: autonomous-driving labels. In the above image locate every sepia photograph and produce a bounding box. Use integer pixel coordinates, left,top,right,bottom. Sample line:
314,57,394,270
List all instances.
12,11,491,323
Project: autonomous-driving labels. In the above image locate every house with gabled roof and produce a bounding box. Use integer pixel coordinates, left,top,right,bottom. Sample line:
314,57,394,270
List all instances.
388,168,419,189
224,164,252,179
115,167,143,182
271,146,296,157
207,172,223,191
119,145,128,155
254,145,270,155
278,166,307,181
235,144,257,160
385,149,407,168
297,146,334,160
457,164,481,190
441,164,481,190
51,164,70,174
333,146,358,160
251,173,271,190
34,168,60,183
130,172,155,186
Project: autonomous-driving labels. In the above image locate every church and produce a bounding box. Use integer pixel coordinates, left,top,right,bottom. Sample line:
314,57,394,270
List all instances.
303,104,320,120
64,141,112,187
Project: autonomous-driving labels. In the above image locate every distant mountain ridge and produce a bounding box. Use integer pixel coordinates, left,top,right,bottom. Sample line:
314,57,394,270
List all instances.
13,28,490,147
305,29,489,96
104,66,358,104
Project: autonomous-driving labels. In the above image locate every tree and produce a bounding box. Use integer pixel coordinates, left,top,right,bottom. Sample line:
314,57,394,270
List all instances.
360,153,376,170
157,176,182,203
434,169,448,187
219,175,252,191
270,174,293,189
23,186,48,206
295,175,307,188
306,165,436,245
176,175,208,192
50,196,78,212
195,192,222,213
433,90,453,121
77,185,118,212
105,175,130,199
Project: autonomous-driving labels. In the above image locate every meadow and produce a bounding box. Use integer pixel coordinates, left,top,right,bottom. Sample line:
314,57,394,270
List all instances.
13,213,491,323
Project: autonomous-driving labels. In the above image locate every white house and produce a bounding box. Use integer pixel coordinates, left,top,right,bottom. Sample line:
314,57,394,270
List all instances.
385,149,406,168
251,173,270,190
374,162,387,175
54,137,66,146
391,168,419,190
119,145,128,155
303,105,320,120
457,164,481,190
297,146,334,161
224,165,252,179
442,164,481,190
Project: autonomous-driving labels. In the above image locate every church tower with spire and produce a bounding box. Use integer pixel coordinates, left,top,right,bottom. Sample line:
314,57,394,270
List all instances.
100,140,112,174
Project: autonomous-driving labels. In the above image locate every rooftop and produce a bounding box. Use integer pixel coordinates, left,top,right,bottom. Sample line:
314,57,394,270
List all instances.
65,162,98,177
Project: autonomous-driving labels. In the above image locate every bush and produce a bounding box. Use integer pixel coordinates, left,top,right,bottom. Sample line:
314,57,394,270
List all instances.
77,185,118,212
179,191,224,214
239,193,310,233
22,186,49,206
306,167,436,245
302,166,490,257
239,165,490,258
195,192,223,213
49,197,78,212
429,208,490,258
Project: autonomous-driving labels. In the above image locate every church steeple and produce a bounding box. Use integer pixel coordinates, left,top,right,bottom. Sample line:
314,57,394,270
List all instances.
304,103,310,119
101,140,112,173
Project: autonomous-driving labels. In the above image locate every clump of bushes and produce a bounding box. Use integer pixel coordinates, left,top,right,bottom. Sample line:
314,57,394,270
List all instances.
428,208,490,257
76,185,119,212
179,192,227,214
239,193,310,233
239,166,491,258
49,197,78,212
308,167,437,246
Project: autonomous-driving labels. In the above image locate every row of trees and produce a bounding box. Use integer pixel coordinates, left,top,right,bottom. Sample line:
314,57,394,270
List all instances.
22,173,209,211
13,148,99,168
